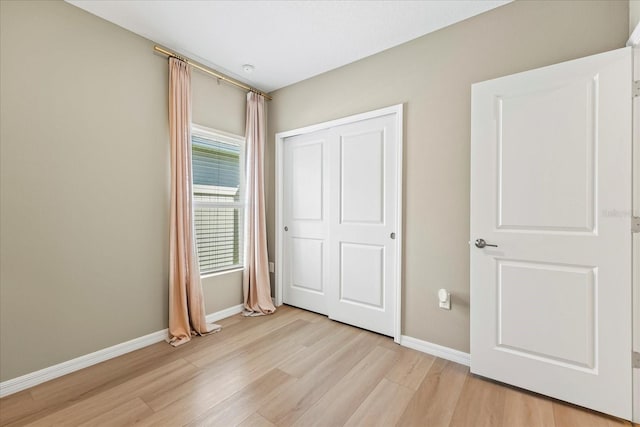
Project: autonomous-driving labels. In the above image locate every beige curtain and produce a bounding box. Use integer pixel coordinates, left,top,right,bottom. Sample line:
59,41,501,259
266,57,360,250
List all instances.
243,92,276,316
168,57,220,346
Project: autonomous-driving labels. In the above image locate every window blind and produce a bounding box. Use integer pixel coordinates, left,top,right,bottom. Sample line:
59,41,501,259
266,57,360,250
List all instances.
192,136,240,190
191,133,244,273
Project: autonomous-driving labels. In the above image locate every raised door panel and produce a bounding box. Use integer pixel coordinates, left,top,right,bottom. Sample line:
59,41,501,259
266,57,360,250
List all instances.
291,142,324,221
291,238,324,293
340,130,385,225
498,78,597,233
340,243,384,309
497,260,596,370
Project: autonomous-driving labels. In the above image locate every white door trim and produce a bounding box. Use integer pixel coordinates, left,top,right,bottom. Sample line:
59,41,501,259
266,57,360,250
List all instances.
275,104,404,343
627,22,640,47
632,45,640,425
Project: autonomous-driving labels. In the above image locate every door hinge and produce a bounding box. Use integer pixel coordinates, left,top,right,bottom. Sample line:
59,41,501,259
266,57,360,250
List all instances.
634,81,640,97
633,216,640,233
634,352,640,369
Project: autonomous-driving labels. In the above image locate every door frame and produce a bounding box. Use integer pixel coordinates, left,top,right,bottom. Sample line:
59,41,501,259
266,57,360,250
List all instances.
632,44,639,425
275,104,404,343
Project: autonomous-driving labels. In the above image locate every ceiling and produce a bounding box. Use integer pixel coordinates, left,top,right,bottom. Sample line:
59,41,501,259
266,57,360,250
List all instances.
66,1,511,93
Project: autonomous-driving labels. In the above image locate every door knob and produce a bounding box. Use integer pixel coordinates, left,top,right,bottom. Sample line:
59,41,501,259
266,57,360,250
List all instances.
474,238,497,248
284,226,288,231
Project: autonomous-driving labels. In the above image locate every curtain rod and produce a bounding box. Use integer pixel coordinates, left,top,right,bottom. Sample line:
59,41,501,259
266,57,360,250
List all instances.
153,45,272,101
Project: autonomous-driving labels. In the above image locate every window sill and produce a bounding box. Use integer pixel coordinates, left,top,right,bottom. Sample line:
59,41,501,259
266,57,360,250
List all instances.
200,267,244,280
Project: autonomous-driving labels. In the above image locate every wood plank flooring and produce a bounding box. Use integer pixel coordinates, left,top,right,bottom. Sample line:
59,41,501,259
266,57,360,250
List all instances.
0,305,635,426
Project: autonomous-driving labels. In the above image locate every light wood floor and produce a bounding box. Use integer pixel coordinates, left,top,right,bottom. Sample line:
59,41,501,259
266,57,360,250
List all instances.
0,305,635,427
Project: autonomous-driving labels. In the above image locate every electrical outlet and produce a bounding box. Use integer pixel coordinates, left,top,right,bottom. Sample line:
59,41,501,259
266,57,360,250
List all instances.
269,262,275,273
438,289,451,310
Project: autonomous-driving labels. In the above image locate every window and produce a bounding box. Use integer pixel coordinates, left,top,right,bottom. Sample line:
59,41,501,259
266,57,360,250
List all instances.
191,125,244,274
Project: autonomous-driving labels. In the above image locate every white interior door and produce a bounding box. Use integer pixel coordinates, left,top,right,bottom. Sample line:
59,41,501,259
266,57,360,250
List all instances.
282,131,329,315
327,114,398,337
470,47,632,419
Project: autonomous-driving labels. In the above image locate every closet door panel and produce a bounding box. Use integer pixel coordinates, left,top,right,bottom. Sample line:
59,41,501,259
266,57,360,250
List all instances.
328,113,398,336
282,133,329,315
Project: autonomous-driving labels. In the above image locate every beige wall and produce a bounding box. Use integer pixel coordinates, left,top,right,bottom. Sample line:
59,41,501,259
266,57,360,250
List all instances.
0,0,244,381
191,70,246,313
0,0,628,383
267,0,628,352
632,0,640,35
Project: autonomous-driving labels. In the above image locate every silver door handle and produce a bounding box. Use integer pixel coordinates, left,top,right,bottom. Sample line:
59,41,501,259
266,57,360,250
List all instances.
474,238,497,248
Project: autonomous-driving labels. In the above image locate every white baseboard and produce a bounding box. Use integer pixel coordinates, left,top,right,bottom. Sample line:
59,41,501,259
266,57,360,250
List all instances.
400,335,470,366
0,329,167,398
206,303,244,323
0,303,245,398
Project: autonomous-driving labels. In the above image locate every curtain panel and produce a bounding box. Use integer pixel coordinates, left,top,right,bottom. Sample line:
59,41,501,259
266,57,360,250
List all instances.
243,92,276,316
168,57,220,346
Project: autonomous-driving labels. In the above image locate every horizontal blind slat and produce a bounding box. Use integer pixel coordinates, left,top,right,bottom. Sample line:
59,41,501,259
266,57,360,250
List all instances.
192,130,244,274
